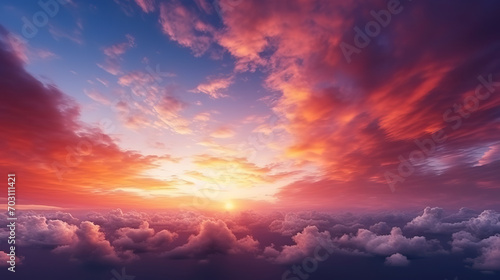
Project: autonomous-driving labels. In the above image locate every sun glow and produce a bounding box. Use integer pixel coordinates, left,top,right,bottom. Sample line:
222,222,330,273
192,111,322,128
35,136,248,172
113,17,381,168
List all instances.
224,201,235,211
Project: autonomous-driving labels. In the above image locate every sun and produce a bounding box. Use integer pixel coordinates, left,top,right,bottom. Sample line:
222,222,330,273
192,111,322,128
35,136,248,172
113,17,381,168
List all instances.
224,201,235,211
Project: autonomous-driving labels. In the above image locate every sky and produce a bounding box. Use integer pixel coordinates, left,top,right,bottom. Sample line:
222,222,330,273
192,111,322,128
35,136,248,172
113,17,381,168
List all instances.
0,0,500,212
0,0,500,279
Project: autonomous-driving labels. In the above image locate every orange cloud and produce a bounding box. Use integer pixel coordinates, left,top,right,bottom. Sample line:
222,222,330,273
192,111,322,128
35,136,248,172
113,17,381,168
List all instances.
210,126,235,138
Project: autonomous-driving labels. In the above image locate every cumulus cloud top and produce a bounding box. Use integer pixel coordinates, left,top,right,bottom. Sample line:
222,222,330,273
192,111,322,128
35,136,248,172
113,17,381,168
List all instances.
385,253,410,266
163,220,259,259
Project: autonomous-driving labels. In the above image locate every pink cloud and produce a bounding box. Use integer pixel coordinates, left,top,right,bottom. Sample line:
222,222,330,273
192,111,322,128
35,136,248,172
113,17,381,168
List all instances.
84,89,112,105
405,208,500,238
53,221,135,265
112,221,178,252
478,144,500,166
159,1,215,56
134,0,155,13
48,24,83,45
97,57,122,75
194,0,213,14
0,251,10,267
193,76,233,99
86,209,147,229
163,220,259,259
0,29,28,63
210,126,235,138
103,34,135,58
263,225,335,264
98,34,135,75
385,253,410,266
18,215,78,246
452,231,500,271
36,49,58,59
269,212,330,236
336,227,445,257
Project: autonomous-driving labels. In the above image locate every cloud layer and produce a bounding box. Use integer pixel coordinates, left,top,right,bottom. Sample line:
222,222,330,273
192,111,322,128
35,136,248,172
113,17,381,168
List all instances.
6,207,499,273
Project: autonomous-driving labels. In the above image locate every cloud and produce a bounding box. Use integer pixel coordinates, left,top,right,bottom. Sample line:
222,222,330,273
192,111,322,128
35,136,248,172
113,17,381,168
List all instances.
335,227,444,257
193,111,212,122
210,126,235,138
194,0,212,14
269,212,330,236
0,30,182,209
0,251,10,267
112,221,178,252
6,208,500,271
193,76,233,98
452,231,500,271
369,222,392,235
263,225,335,264
163,220,259,259
478,144,500,166
471,236,500,271
148,211,210,232
103,34,135,58
46,211,80,224
212,0,500,209
159,1,216,56
86,209,148,229
385,253,410,266
0,251,21,267
134,0,155,13
17,214,78,246
465,210,500,239
191,154,282,186
116,71,191,134
36,49,58,59
53,221,135,265
154,93,192,134
97,34,135,75
405,207,500,239
48,24,84,45
84,89,112,105
0,29,57,63
0,29,28,63
97,58,122,75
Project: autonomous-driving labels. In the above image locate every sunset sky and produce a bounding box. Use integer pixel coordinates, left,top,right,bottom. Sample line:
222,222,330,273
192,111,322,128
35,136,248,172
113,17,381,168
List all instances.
1,0,500,212
1,0,500,278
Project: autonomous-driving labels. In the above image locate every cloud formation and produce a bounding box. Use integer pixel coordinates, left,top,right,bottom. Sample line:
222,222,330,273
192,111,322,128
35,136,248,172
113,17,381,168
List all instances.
112,221,178,252
0,28,183,209
385,253,410,266
193,76,233,99
163,220,259,259
53,221,135,265
159,0,215,56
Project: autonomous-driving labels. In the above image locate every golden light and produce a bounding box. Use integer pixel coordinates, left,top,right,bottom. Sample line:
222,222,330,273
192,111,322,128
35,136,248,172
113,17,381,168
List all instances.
224,201,234,211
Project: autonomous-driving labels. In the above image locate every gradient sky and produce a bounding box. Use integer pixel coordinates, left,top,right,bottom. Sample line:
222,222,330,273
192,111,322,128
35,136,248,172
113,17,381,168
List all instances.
1,0,500,212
